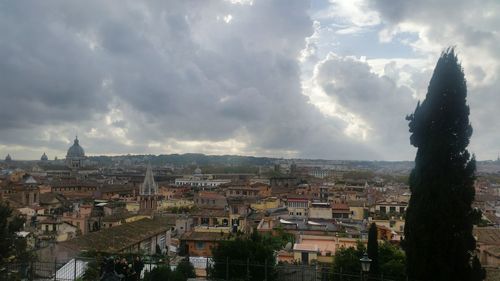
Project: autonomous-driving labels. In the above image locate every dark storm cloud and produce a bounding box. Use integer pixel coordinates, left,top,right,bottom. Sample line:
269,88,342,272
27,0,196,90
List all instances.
1,0,377,159
314,55,416,159
368,0,500,160
3,0,496,160
0,1,109,130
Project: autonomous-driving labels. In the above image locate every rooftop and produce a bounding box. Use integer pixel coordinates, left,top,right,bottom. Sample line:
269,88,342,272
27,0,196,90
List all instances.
180,230,231,241
474,227,500,245
58,217,175,253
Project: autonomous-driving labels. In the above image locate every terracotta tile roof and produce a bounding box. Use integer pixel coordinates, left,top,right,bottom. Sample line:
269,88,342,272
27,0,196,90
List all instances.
197,191,225,200
474,227,500,245
180,231,231,241
58,217,175,253
332,203,349,210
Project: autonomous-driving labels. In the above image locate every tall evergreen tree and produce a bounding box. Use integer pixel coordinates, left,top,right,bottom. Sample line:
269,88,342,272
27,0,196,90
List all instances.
404,48,483,280
367,223,380,276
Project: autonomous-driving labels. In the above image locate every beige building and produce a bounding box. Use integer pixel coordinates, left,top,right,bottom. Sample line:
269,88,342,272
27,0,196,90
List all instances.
250,197,280,211
293,244,318,265
308,202,332,219
158,199,194,210
474,227,500,268
286,197,309,218
348,201,366,220
39,220,78,242
370,218,405,241
292,235,366,265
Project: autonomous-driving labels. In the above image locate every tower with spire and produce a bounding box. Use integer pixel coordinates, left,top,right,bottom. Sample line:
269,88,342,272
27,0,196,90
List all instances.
140,163,158,196
138,163,161,212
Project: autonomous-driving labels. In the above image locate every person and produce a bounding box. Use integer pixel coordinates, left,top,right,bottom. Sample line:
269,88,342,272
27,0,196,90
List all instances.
100,258,120,281
115,258,129,280
133,256,144,281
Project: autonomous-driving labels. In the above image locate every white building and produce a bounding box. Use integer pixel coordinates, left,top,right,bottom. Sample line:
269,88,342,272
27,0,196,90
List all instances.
174,168,230,188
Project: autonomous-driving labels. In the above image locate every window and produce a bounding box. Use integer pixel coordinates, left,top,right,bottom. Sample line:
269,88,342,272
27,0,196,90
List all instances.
142,241,151,253
400,207,405,213
201,217,209,225
390,207,396,212
159,235,166,250
379,206,386,213
196,241,204,249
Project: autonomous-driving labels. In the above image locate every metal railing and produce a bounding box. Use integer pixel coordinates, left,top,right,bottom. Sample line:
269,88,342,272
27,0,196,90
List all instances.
0,258,401,281
207,259,399,281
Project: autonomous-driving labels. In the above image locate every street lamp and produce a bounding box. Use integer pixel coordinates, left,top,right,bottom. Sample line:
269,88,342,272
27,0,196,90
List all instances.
360,252,372,281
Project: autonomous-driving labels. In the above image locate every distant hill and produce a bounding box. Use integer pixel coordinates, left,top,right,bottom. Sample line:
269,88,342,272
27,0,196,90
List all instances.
87,153,277,167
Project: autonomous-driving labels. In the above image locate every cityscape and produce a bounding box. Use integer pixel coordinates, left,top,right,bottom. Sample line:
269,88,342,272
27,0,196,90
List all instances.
0,1,499,281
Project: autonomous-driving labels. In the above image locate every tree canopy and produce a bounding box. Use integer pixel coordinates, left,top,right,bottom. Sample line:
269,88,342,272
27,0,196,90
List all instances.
331,241,406,281
0,201,29,265
210,231,278,281
367,223,380,276
404,48,483,280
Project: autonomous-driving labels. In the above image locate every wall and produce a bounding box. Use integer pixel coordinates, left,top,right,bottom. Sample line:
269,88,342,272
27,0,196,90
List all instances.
309,207,332,219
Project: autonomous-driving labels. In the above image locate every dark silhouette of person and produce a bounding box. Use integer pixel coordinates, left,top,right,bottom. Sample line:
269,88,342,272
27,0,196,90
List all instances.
132,256,144,281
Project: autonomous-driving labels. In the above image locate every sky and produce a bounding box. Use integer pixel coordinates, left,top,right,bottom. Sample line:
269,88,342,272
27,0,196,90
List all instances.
0,0,499,161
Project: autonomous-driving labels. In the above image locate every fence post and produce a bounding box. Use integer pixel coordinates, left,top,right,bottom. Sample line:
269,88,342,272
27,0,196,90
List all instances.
265,258,268,281
246,257,250,281
29,260,34,281
314,263,317,281
73,259,77,281
301,265,304,281
226,257,229,281
53,258,57,281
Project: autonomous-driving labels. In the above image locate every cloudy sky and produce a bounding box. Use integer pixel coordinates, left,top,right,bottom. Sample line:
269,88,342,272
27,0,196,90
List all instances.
1,0,499,161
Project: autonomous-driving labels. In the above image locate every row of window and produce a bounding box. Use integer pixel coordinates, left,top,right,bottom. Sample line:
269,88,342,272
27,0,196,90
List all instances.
228,190,257,196
379,206,405,213
287,201,308,208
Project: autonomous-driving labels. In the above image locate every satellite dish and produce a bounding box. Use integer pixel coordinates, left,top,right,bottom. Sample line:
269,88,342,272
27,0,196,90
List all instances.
284,242,292,251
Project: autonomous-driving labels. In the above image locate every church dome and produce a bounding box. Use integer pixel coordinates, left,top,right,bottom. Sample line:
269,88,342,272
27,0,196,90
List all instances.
41,153,48,161
194,167,202,175
66,137,85,158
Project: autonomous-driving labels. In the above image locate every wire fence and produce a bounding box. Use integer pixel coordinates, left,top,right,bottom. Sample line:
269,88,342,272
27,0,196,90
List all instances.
0,257,163,281
0,258,400,281
207,261,398,281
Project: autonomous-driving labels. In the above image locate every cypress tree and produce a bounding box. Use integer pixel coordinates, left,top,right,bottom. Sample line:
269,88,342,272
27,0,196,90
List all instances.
367,223,380,277
404,48,483,280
